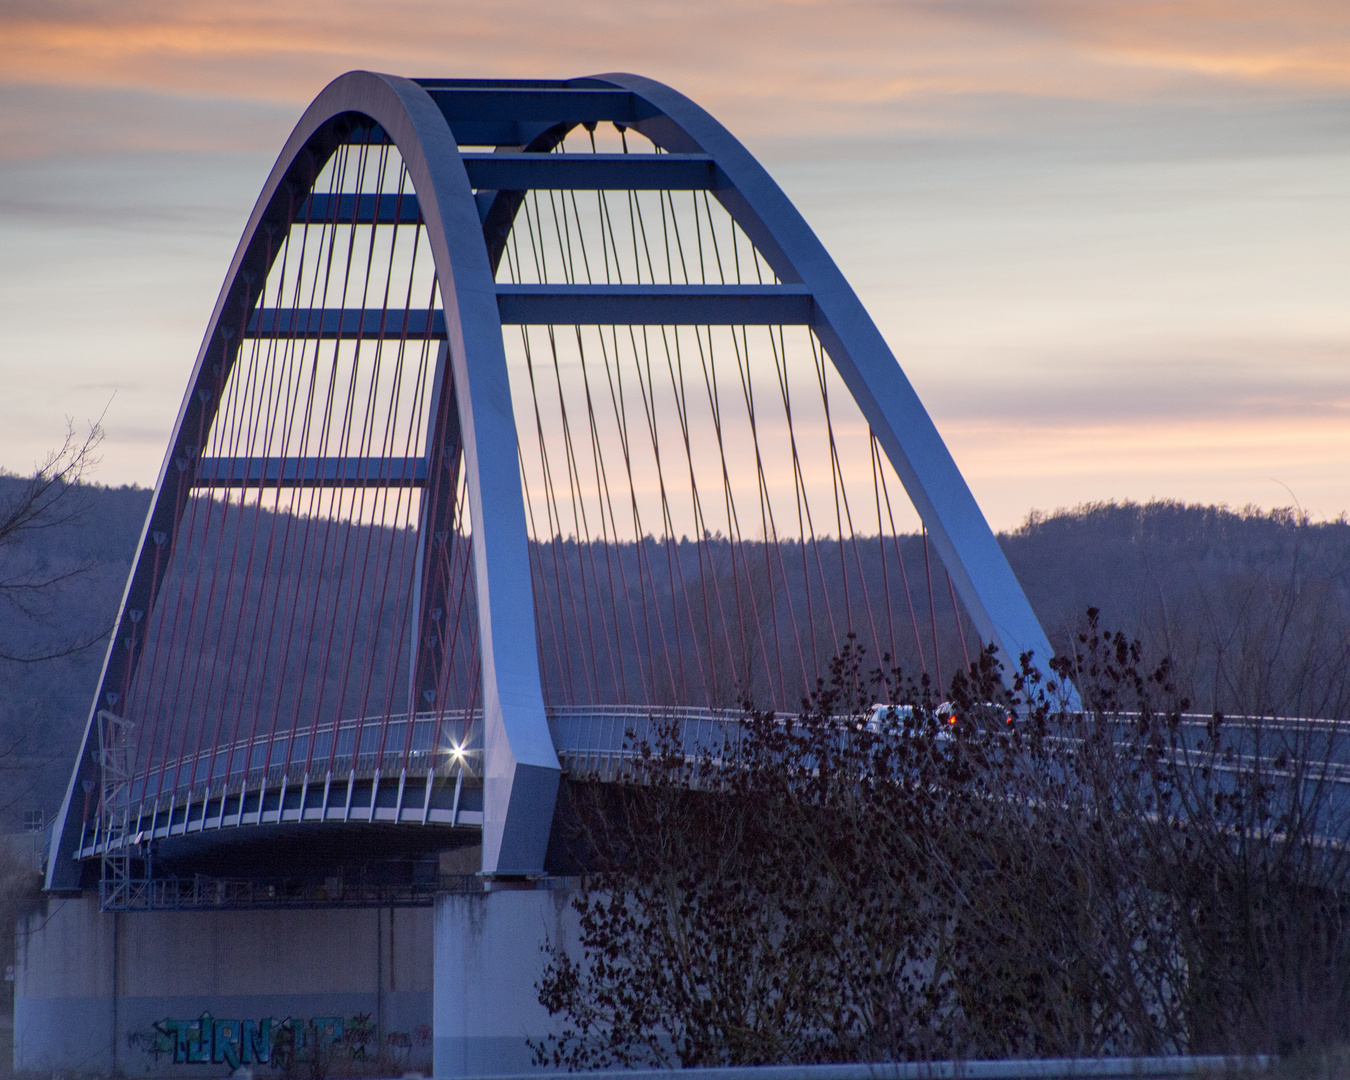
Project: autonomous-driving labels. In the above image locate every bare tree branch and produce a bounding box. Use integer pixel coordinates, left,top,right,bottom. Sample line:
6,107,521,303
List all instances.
0,415,104,547
0,412,108,663
0,627,112,664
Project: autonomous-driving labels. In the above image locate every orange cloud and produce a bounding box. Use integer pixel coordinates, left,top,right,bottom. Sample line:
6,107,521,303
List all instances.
0,0,1345,143
1043,0,1350,89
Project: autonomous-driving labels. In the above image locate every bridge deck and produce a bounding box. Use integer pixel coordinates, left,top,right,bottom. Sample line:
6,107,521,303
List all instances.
76,705,745,859
77,707,1350,861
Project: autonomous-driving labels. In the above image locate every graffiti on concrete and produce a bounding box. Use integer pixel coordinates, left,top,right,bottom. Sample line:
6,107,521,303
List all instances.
382,1024,432,1068
126,1013,424,1069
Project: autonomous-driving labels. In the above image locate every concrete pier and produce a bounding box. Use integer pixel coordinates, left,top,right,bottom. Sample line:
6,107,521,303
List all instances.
15,895,433,1076
433,883,578,1077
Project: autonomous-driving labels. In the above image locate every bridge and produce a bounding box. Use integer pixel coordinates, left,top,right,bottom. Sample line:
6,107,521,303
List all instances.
23,71,1350,1080
46,71,1061,895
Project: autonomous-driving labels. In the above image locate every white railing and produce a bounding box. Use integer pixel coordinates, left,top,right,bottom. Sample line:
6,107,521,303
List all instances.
85,702,1350,861
128,710,483,804
547,704,748,782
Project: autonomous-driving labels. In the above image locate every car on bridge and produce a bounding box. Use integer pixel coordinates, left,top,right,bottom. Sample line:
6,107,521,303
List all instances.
865,701,1015,735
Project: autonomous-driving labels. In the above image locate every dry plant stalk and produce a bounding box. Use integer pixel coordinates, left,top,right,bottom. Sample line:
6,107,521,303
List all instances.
537,617,1350,1068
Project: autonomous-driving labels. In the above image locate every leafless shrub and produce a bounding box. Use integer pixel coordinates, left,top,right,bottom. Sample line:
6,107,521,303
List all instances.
537,615,1350,1067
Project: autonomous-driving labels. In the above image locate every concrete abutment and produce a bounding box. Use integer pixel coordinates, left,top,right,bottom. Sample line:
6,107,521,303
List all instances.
15,896,434,1076
14,884,579,1077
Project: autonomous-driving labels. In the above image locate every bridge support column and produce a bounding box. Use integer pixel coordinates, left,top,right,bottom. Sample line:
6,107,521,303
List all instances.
434,881,577,1076
15,894,435,1077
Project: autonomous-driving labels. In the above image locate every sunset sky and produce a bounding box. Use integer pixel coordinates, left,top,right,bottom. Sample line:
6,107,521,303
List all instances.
0,0,1346,529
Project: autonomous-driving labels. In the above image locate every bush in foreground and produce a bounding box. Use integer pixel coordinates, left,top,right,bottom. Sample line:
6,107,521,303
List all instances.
536,615,1350,1067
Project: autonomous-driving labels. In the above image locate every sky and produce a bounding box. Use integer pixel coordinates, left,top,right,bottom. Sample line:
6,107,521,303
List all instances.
0,0,1346,529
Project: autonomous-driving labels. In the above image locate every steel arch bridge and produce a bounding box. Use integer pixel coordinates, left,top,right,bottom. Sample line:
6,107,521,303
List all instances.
47,71,1058,892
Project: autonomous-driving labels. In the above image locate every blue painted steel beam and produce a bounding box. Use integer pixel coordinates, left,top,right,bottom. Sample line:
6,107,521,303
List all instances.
435,121,560,148
496,284,813,325
246,287,813,337
194,456,428,488
413,78,594,90
461,153,717,191
422,87,657,126
300,155,717,224
302,193,422,225
246,308,445,337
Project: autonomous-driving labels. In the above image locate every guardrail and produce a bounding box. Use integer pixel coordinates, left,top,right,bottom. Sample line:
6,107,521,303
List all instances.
123,705,1350,806
126,709,484,804
548,704,747,781
387,1056,1269,1080
99,871,579,911
82,703,1350,863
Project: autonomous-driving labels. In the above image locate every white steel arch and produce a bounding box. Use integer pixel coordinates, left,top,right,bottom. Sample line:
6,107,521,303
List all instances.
597,72,1055,679
49,71,1060,889
48,71,557,887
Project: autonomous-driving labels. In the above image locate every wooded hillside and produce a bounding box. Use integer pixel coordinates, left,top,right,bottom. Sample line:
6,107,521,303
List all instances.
4,475,1348,832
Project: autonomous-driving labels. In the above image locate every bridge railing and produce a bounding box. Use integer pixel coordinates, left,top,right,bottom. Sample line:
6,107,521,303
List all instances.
547,704,750,782
135,706,1350,802
127,710,484,805
130,702,752,805
92,704,1350,860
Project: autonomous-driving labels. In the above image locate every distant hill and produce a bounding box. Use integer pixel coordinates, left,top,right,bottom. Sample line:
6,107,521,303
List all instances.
0,477,151,835
4,476,1348,832
1004,500,1350,720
